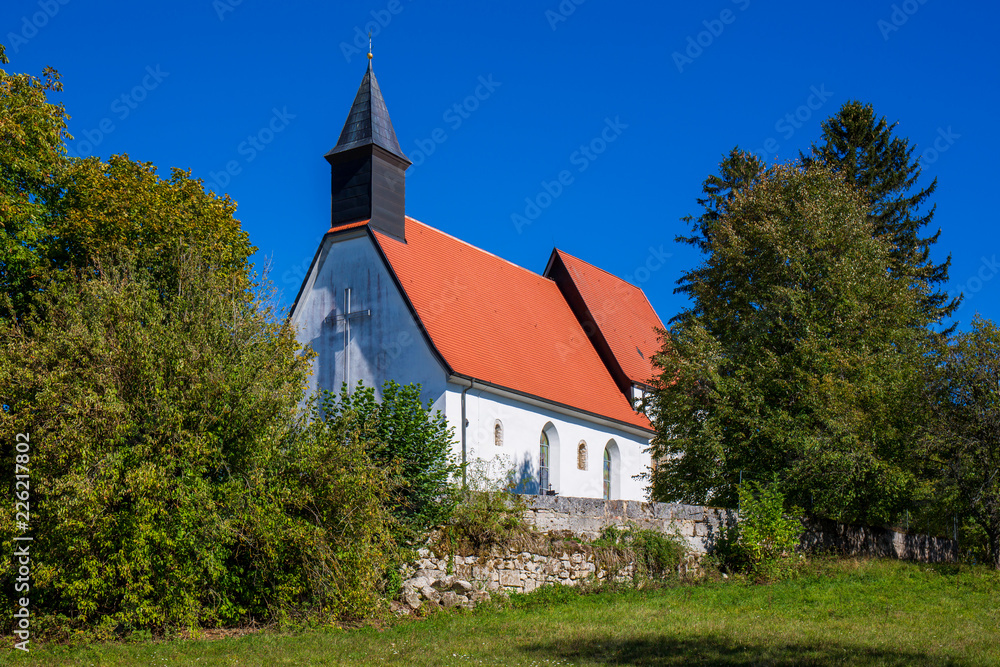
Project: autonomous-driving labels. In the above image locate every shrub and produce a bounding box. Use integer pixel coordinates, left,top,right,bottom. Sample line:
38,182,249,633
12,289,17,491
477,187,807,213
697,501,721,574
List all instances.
320,381,460,546
0,261,398,637
436,456,528,554
715,481,803,582
267,401,398,623
593,523,689,581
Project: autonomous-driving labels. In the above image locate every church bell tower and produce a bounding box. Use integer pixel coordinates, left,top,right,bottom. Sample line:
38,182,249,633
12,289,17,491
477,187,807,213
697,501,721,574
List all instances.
325,56,410,241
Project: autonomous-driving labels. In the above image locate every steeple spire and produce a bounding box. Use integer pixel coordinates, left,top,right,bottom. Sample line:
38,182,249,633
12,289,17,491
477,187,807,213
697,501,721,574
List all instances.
325,58,408,163
325,59,410,241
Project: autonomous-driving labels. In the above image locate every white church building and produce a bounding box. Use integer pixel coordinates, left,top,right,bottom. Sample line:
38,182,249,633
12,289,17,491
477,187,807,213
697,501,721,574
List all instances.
288,60,664,502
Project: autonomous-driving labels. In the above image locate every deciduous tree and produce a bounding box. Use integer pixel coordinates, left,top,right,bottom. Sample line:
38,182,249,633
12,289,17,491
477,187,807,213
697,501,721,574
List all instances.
648,162,929,523
921,316,1000,569
0,51,253,320
0,45,70,318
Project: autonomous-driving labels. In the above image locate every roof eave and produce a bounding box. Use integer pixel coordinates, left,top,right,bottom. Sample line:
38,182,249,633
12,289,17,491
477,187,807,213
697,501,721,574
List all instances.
448,373,654,438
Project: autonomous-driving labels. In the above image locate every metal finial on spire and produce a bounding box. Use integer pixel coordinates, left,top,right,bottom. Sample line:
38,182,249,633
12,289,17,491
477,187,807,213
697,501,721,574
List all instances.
368,31,373,61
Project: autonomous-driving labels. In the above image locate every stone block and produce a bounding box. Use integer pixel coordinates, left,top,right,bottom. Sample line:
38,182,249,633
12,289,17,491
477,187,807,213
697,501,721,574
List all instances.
451,579,474,593
652,502,681,520
441,591,464,608
674,505,704,522
420,585,441,603
527,495,559,511
626,501,654,520
431,576,454,592
403,576,429,591
499,571,522,588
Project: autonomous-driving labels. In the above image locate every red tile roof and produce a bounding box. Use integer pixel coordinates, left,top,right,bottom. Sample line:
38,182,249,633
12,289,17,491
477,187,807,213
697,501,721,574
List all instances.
372,217,651,431
551,250,664,387
327,220,370,234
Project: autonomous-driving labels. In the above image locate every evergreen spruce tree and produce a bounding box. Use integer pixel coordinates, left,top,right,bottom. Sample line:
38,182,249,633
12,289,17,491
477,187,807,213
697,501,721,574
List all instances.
805,100,958,325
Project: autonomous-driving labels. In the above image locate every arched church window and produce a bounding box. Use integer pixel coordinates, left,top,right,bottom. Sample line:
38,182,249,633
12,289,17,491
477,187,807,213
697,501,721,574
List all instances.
539,431,550,494
603,446,612,501
577,441,588,470
494,420,503,447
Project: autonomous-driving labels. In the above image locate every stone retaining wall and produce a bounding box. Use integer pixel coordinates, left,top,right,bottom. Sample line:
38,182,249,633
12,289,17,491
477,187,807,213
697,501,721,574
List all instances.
800,517,958,562
398,543,636,611
522,495,957,562
397,495,957,612
523,495,733,553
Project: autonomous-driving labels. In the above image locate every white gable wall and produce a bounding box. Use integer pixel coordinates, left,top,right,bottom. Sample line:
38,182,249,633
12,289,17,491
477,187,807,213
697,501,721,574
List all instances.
445,383,651,502
289,230,449,411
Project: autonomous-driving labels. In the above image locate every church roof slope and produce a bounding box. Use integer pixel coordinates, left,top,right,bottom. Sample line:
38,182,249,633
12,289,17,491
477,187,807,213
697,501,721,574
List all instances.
372,218,651,431
547,249,664,388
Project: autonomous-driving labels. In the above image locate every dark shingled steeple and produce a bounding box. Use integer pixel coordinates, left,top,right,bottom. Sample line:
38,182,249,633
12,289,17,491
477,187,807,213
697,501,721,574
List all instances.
325,60,410,241
326,60,407,160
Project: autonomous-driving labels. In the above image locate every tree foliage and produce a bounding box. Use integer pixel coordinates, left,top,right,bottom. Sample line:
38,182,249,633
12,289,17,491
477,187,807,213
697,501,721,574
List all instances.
0,50,252,321
805,100,956,324
55,155,254,291
920,316,1000,569
648,162,929,523
673,148,765,323
0,56,408,635
0,45,70,318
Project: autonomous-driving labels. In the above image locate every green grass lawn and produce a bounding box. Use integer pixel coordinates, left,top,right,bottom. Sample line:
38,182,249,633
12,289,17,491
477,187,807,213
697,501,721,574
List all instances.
4,558,999,666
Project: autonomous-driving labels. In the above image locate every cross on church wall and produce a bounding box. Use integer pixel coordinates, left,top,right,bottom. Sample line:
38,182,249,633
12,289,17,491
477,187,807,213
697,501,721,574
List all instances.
324,287,370,390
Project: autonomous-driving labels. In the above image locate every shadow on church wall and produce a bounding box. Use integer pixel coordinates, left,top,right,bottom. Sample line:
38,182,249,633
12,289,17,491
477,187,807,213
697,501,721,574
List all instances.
511,452,539,495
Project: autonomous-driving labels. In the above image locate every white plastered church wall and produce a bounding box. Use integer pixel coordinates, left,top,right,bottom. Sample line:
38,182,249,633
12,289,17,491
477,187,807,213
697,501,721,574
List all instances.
445,384,650,501
289,229,449,412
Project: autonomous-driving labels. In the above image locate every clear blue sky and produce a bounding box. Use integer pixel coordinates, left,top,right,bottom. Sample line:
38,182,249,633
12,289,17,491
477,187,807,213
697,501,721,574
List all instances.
4,0,997,330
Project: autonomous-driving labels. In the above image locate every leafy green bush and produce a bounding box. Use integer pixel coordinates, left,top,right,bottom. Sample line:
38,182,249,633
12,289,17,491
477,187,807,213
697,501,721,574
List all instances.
0,56,411,638
715,481,803,582
436,456,528,554
593,522,689,580
319,381,460,546
0,261,398,638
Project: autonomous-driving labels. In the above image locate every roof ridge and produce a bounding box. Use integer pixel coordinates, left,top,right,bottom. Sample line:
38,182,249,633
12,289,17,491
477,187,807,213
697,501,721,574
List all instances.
402,216,554,283
556,248,642,291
